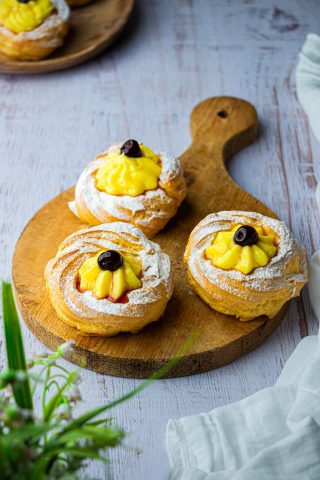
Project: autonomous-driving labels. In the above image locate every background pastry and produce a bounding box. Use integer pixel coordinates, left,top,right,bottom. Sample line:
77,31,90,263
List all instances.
184,211,308,321
69,139,187,238
0,0,70,61
45,222,173,336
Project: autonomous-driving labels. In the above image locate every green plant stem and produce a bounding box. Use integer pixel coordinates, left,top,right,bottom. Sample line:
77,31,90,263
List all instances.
43,371,78,422
32,362,69,395
1,282,33,412
59,333,197,435
1,281,198,479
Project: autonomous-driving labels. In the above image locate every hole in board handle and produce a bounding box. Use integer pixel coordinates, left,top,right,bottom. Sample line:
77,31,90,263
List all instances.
217,110,228,118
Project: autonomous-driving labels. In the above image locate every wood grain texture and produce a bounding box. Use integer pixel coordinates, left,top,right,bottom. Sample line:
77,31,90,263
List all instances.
1,0,320,478
0,0,134,74
13,96,290,378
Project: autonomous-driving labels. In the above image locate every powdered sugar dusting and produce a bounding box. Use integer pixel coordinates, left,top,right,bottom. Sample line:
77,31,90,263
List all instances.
186,211,308,298
68,142,185,231
46,222,173,319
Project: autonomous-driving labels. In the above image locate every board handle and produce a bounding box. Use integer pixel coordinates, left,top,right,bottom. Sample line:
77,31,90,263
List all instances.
180,96,258,178
178,96,276,219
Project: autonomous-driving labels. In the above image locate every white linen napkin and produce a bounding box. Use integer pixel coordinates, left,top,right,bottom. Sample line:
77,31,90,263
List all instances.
296,33,320,141
166,256,320,480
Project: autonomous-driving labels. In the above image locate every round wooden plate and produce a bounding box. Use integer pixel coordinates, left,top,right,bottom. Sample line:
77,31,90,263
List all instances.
0,0,134,74
13,97,288,378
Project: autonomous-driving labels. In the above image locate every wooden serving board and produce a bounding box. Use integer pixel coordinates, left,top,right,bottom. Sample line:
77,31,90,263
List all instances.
13,97,288,378
0,0,133,74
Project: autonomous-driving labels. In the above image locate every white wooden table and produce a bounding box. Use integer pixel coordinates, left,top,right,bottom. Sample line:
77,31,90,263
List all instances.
1,1,320,478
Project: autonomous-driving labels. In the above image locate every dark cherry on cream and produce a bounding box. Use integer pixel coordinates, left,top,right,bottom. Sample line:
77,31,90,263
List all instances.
233,226,258,246
98,250,123,271
120,139,142,158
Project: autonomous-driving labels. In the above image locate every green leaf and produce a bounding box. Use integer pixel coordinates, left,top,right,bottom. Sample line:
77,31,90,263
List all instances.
60,334,196,434
0,423,53,443
33,446,106,475
86,418,112,427
52,447,105,460
1,282,33,411
43,371,78,422
46,425,124,449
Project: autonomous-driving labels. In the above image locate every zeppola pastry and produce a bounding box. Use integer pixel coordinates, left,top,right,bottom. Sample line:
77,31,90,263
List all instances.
45,222,173,336
184,211,308,321
69,139,187,238
0,0,70,61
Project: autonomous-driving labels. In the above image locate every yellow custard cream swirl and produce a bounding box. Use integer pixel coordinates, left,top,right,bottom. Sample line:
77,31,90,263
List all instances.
205,224,277,275
96,142,162,197
78,251,142,302
0,0,53,33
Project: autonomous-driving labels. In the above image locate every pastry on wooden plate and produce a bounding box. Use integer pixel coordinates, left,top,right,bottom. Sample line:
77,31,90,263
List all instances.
184,211,308,321
45,222,173,336
0,0,70,61
68,139,187,238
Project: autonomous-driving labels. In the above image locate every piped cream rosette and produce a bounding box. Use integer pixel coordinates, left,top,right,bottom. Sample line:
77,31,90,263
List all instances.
0,0,70,61
45,222,173,336
184,211,308,321
68,142,187,238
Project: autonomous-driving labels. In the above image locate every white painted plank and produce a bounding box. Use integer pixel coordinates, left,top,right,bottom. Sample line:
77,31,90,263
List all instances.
0,1,319,478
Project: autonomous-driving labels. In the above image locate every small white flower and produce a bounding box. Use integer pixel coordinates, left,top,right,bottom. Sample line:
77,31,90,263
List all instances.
15,371,28,382
27,360,34,369
57,339,75,356
68,385,82,403
21,409,33,421
56,403,72,419
32,351,50,359
4,386,12,397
